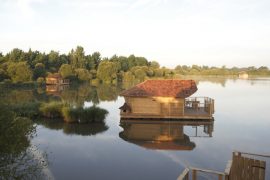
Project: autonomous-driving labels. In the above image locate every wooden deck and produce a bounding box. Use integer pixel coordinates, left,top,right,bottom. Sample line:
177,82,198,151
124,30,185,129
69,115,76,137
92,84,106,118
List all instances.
178,151,268,180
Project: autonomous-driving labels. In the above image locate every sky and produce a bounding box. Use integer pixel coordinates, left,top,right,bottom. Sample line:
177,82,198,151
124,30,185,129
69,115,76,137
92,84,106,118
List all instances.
0,0,270,68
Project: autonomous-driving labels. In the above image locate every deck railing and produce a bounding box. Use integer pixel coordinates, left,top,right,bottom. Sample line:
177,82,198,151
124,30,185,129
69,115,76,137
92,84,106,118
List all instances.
184,97,215,116
177,151,269,180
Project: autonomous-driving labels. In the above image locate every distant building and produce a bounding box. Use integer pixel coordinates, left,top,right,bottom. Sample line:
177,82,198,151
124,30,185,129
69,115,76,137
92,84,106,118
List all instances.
46,73,70,85
238,71,249,79
119,79,214,120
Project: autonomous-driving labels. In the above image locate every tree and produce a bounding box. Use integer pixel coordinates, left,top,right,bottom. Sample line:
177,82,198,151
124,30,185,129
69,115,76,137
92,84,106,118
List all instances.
69,46,86,69
150,61,160,69
134,68,146,80
154,69,164,77
135,57,148,66
97,61,118,83
91,52,101,69
59,64,74,78
7,62,32,82
33,63,46,80
75,68,90,81
7,48,26,62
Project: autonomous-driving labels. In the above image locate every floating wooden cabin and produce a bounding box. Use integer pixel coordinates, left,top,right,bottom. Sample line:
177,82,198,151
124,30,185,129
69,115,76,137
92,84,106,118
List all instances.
119,119,213,151
119,80,215,120
238,71,249,79
46,73,70,85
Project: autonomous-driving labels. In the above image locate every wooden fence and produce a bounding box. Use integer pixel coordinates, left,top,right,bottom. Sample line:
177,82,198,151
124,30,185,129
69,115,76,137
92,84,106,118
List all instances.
177,151,268,180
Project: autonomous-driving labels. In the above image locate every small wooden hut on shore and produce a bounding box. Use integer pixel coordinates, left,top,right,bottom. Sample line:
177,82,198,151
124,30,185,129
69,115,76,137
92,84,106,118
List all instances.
119,79,214,120
46,73,70,85
238,71,249,79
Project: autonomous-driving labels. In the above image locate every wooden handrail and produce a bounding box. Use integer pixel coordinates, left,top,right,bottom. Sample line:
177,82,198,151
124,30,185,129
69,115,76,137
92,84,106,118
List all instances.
190,167,225,176
177,168,189,180
234,151,270,158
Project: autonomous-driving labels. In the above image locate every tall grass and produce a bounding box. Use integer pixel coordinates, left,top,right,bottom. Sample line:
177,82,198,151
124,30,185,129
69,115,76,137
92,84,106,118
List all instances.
62,106,108,123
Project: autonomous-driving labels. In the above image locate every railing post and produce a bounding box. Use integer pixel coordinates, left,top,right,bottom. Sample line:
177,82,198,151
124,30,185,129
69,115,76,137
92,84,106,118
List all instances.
192,169,197,180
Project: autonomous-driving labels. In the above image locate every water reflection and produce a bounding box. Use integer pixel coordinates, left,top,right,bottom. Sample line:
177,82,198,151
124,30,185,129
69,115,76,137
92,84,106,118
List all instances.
119,119,214,151
0,104,48,179
35,119,108,136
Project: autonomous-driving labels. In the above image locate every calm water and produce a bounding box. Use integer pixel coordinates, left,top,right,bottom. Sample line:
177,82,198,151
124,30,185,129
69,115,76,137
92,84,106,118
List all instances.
1,78,270,179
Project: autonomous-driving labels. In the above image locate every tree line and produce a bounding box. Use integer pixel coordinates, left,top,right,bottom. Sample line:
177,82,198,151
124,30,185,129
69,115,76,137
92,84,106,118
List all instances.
0,46,269,84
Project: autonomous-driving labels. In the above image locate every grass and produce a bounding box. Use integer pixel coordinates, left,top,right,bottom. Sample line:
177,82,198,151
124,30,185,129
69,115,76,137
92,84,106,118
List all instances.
62,106,108,123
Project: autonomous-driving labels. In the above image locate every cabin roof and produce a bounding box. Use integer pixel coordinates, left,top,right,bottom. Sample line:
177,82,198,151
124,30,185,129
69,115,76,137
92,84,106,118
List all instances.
120,79,197,98
47,73,62,79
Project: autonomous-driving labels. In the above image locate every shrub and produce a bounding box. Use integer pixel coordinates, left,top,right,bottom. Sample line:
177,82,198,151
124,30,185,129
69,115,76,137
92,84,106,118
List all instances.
61,106,108,123
10,102,41,118
62,106,78,123
39,101,63,118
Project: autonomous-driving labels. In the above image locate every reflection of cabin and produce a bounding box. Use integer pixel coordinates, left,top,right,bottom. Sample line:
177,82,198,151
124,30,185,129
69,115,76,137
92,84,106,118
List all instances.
119,119,214,151
46,73,70,85
238,71,249,79
119,80,214,120
46,84,69,96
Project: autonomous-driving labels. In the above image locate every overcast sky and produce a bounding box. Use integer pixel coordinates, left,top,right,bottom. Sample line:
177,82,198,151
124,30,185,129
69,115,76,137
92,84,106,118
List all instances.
0,0,270,68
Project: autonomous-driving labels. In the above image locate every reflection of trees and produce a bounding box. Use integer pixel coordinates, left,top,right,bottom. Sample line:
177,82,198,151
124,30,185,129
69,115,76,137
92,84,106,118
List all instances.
181,76,228,87
0,104,47,179
35,119,108,136
96,84,120,101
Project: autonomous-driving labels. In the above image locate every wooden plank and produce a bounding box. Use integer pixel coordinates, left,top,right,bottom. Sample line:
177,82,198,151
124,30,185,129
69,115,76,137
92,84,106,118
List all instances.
254,160,260,180
250,158,255,180
236,151,270,158
239,155,244,179
224,160,232,175
243,156,248,180
190,167,225,176
259,161,266,180
177,168,189,180
192,169,197,180
218,174,223,180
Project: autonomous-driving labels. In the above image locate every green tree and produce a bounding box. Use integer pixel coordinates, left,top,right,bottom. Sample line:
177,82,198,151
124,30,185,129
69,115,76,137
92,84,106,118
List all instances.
75,68,91,81
69,46,86,69
59,64,74,78
154,68,164,77
97,61,118,83
7,62,32,82
134,68,146,81
33,63,46,80
150,61,160,69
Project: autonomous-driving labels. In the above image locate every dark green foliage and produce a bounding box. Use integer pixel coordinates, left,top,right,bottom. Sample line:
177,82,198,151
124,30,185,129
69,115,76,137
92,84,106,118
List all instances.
0,103,46,179
59,64,74,78
1,46,269,84
75,68,91,81
97,61,118,83
7,62,33,82
62,106,108,123
33,63,46,80
9,102,41,118
39,101,63,118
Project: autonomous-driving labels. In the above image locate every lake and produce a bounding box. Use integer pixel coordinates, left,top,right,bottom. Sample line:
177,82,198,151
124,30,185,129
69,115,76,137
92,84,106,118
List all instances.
1,77,270,180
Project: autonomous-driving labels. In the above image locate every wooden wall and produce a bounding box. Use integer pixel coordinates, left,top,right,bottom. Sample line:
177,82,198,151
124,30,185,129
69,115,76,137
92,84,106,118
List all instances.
125,97,184,116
